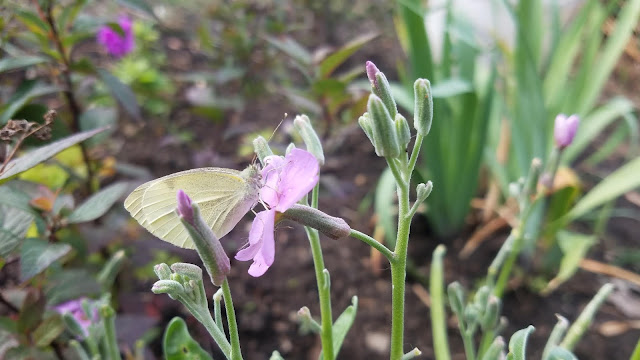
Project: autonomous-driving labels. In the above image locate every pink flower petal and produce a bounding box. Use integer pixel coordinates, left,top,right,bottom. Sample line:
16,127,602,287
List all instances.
235,209,275,277
260,155,287,208
272,149,319,211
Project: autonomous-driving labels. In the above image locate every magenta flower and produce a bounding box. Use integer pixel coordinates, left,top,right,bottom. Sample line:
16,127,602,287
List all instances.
236,149,319,277
54,298,97,338
554,114,580,149
96,15,135,58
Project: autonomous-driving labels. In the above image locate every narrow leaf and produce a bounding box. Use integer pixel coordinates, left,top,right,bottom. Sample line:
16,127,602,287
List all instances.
319,32,377,78
67,182,129,223
96,68,141,120
0,127,107,180
264,35,312,66
568,156,640,220
0,205,34,258
543,231,595,293
0,81,60,125
507,325,535,360
33,315,65,348
0,56,48,74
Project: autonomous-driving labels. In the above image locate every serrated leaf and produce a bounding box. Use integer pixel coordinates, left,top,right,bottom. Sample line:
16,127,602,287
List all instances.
96,68,141,120
0,205,34,258
319,32,377,78
20,238,71,281
507,325,535,360
0,56,48,74
67,182,129,223
0,127,107,180
163,317,213,360
33,315,64,348
0,81,60,125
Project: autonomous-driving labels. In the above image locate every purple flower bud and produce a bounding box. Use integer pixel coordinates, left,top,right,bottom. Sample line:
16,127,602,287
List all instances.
554,114,580,149
366,61,380,89
96,15,135,58
176,190,194,225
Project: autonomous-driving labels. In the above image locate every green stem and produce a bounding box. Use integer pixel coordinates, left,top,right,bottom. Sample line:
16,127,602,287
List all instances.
407,134,424,175
222,279,243,360
430,245,451,360
102,307,122,360
461,330,476,360
390,177,410,359
180,298,231,358
492,229,523,298
349,229,395,263
306,184,334,359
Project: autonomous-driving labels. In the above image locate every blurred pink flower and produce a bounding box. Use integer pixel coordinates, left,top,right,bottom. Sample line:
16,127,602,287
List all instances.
54,298,97,338
236,149,319,277
554,114,580,149
96,15,135,58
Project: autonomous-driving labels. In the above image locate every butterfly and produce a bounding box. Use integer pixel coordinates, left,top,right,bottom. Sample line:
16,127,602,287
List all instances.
124,165,262,249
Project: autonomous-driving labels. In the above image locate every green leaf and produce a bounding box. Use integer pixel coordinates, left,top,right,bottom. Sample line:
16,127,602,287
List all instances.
568,156,640,220
0,205,34,258
264,35,312,66
319,32,377,78
507,325,535,360
20,238,71,282
547,347,577,360
17,290,45,335
0,81,60,125
15,10,50,36
33,315,65,348
116,0,156,19
163,317,213,360
0,127,107,180
431,78,473,98
67,182,129,223
45,269,100,305
544,231,596,293
79,107,117,146
0,56,48,74
96,68,141,120
328,296,358,359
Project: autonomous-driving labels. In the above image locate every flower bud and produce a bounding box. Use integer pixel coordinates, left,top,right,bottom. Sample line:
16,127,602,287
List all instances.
176,190,194,226
179,202,230,286
394,113,411,150
522,158,542,200
358,112,375,144
483,337,505,360
416,181,433,204
366,63,397,119
154,263,172,280
170,263,203,281
294,115,324,166
473,285,491,309
62,313,89,339
464,304,481,328
152,279,185,295
481,295,501,331
413,78,433,135
554,114,579,149
282,204,351,239
447,282,465,315
367,94,401,158
253,136,274,165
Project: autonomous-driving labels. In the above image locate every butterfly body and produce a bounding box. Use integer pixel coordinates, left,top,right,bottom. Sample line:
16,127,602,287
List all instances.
124,164,262,249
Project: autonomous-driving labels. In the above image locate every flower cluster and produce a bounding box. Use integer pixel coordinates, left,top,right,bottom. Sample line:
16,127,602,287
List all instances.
96,15,135,58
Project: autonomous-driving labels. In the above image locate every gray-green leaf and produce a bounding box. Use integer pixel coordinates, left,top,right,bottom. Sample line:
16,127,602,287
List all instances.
67,182,130,223
96,68,141,120
0,205,34,258
507,325,535,360
0,127,107,180
20,238,71,281
163,317,213,360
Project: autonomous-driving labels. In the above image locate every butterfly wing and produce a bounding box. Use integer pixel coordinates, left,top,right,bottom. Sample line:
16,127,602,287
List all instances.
124,167,259,249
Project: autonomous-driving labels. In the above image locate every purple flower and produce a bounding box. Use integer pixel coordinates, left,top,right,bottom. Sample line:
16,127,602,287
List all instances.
176,189,194,225
554,114,580,149
54,298,97,338
96,15,135,58
236,149,319,277
366,60,380,89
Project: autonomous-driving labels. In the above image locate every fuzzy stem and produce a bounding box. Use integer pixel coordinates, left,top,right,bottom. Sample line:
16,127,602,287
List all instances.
430,245,451,360
222,279,243,360
306,184,334,359
349,229,395,263
180,296,231,358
